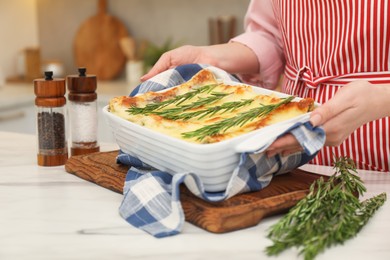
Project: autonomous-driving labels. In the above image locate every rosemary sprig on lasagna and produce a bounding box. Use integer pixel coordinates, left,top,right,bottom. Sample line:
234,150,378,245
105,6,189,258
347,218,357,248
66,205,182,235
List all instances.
182,96,295,141
157,98,255,121
154,92,232,119
127,83,218,115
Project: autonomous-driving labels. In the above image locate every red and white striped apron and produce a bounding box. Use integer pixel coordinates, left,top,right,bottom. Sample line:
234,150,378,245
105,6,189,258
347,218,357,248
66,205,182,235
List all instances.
272,0,390,172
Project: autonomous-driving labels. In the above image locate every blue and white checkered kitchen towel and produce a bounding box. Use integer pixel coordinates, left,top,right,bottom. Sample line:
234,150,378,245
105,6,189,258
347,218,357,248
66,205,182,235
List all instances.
117,64,325,238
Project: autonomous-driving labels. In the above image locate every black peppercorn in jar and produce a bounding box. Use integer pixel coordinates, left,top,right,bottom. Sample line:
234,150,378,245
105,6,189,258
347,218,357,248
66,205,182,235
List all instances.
34,71,68,166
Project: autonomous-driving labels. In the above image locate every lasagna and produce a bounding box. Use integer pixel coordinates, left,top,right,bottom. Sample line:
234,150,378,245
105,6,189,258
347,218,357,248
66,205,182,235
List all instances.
109,69,314,144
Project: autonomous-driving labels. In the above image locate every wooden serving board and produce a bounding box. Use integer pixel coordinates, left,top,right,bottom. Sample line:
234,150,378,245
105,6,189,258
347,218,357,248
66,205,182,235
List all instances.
73,0,128,80
65,151,327,233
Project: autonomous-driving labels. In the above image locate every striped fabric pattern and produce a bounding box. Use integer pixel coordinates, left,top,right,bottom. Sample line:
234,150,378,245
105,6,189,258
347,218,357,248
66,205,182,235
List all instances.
272,0,390,172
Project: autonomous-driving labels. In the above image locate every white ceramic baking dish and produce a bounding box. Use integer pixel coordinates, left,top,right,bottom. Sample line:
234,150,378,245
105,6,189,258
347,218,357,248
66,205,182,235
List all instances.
103,82,312,192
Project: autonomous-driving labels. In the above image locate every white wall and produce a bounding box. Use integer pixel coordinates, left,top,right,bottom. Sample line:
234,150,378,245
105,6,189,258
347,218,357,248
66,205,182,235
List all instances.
36,0,249,78
0,0,249,81
0,0,39,79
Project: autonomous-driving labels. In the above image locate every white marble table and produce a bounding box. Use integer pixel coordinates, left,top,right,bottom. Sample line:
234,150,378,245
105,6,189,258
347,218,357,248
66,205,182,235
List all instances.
1,131,389,260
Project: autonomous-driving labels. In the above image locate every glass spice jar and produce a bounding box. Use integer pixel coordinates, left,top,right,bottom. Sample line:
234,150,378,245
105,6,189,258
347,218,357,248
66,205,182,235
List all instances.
67,67,100,156
34,71,68,166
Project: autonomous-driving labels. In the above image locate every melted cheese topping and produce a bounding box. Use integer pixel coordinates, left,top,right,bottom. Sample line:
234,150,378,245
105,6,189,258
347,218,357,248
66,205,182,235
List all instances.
109,69,314,144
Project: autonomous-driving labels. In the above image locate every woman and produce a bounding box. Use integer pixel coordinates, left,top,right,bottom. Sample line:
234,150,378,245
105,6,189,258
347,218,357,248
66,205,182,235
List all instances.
141,0,390,172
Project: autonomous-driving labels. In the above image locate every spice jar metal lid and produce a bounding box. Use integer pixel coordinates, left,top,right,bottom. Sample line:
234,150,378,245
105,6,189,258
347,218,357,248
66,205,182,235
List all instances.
67,67,97,102
34,71,66,107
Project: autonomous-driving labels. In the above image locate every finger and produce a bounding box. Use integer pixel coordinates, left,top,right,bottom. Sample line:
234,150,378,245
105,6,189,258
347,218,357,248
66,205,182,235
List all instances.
310,87,353,127
140,65,166,81
267,134,300,151
281,147,303,157
266,149,278,158
266,134,301,158
320,109,360,146
266,146,303,158
140,53,172,81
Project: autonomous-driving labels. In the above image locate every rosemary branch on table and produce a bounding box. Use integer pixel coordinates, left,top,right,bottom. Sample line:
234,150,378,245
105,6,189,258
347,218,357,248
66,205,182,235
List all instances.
265,156,387,260
126,83,218,115
181,96,295,141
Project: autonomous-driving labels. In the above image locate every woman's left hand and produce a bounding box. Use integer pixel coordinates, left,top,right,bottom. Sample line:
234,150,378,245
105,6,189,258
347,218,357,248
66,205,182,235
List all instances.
266,80,389,157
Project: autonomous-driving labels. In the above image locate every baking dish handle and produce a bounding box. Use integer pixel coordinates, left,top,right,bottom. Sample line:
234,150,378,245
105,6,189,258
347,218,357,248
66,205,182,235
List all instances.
234,114,310,154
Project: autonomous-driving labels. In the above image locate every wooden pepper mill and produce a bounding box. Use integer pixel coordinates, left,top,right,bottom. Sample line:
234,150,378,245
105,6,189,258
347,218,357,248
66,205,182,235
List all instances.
67,67,100,156
34,71,68,166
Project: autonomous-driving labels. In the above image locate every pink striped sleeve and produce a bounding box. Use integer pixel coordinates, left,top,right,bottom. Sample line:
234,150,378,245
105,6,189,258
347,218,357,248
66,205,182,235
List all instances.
231,0,285,89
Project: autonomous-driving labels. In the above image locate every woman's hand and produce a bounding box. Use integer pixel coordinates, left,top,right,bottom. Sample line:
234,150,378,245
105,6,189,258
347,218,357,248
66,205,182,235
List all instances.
309,81,388,145
140,45,214,81
140,42,259,81
266,81,390,157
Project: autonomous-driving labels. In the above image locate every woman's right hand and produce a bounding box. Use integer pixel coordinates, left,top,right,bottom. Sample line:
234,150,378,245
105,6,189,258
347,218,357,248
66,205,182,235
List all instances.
140,45,215,81
140,42,259,81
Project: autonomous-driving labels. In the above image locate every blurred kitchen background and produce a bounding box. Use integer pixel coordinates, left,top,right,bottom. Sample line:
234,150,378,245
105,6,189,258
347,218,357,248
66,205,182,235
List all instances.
0,0,249,142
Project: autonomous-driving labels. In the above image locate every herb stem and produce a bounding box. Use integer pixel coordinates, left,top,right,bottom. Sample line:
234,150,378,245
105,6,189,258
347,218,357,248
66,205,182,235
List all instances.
265,157,387,260
154,92,231,119
126,83,218,115
182,96,295,141
159,98,254,121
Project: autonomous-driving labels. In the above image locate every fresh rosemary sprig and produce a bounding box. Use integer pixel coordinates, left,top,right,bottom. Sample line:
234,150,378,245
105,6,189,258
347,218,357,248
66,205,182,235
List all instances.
126,83,218,115
182,96,295,141
154,92,231,119
159,98,254,121
266,156,387,260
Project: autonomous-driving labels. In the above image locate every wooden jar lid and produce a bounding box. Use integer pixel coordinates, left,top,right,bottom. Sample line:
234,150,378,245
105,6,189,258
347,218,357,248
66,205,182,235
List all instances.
67,68,97,102
34,71,66,107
